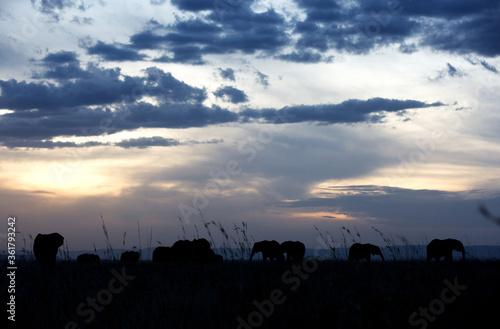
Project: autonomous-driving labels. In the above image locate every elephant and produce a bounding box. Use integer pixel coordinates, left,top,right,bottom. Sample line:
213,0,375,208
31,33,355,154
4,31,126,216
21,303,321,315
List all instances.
152,246,175,263
120,251,140,263
427,239,465,261
280,241,306,262
33,233,64,267
249,240,284,263
77,253,100,264
348,243,385,262
172,238,216,263
213,254,223,263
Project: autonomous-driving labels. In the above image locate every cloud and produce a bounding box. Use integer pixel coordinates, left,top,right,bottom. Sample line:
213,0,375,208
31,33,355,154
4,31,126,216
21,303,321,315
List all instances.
292,0,500,57
31,0,78,18
218,68,235,81
128,5,290,57
74,0,500,67
399,43,417,54
42,51,79,64
87,41,146,61
0,56,444,149
71,16,94,25
480,60,498,74
0,66,206,111
254,70,269,88
446,63,465,77
170,0,216,12
32,51,90,80
150,0,167,5
114,137,180,149
277,50,333,63
281,185,500,229
213,86,248,103
430,63,466,81
419,8,500,57
0,138,104,149
153,46,205,65
240,98,443,124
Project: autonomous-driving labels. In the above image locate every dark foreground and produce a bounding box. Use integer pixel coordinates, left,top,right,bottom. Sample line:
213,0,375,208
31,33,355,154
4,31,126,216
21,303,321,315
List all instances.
4,260,499,329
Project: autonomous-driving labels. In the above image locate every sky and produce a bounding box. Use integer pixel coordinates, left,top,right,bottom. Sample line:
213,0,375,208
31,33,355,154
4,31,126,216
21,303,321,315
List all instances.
1,0,500,251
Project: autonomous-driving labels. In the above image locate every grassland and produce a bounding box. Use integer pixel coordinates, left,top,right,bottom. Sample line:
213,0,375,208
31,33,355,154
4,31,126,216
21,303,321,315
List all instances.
6,259,499,329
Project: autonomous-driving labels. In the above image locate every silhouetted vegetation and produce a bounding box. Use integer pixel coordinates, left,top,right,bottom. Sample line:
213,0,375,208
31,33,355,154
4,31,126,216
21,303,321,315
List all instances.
9,259,499,328
8,212,499,328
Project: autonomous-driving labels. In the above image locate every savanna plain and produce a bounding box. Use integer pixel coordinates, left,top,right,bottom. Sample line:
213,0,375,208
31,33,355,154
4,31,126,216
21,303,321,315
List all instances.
4,223,500,329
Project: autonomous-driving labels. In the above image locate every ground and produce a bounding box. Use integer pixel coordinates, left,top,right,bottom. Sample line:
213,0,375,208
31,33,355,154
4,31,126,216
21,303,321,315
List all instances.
5,260,499,329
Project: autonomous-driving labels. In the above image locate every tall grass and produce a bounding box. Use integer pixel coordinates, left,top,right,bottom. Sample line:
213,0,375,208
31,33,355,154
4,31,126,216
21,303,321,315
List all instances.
101,213,117,260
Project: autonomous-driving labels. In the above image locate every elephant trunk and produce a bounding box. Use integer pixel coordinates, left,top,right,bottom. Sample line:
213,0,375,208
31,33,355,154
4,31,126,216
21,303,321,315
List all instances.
379,253,385,261
249,249,255,262
461,249,466,261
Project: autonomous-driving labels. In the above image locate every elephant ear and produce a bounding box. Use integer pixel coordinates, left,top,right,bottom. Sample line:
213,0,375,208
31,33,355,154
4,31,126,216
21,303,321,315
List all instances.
55,234,64,247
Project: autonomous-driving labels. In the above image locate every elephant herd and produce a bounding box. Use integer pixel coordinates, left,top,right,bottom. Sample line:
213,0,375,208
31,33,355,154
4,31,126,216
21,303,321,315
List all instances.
249,240,306,263
31,232,467,267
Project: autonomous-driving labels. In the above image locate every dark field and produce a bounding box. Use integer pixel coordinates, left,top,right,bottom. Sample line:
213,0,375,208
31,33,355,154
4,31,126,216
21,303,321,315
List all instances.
5,260,499,329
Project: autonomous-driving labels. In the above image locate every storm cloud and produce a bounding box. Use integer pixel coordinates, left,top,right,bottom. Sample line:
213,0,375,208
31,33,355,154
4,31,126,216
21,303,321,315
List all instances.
0,55,444,148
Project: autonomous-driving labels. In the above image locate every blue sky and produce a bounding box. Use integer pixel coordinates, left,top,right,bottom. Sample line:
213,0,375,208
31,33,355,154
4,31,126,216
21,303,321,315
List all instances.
1,0,499,250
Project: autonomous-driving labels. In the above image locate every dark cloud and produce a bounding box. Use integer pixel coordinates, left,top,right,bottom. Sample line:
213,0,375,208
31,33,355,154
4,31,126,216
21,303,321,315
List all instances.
213,86,248,103
114,137,180,149
170,0,216,11
430,63,466,81
218,68,235,81
240,98,443,124
0,138,104,149
446,63,465,77
0,66,140,111
0,136,181,150
419,6,500,57
31,0,77,17
0,61,443,148
42,51,78,64
115,102,238,130
0,66,205,111
480,60,498,74
254,70,269,88
277,50,332,63
33,51,89,80
87,41,146,61
292,0,500,57
37,0,499,69
129,5,289,58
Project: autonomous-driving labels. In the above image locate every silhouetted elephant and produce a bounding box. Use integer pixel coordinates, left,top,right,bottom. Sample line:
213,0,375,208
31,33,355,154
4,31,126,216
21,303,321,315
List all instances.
348,243,385,262
280,241,306,262
172,238,216,263
213,254,223,263
427,239,465,261
249,240,284,263
33,233,64,267
77,253,100,264
152,246,175,262
120,251,140,263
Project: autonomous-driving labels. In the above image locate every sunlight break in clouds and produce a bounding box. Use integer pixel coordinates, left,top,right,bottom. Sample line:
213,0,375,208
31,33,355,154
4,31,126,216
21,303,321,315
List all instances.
0,0,499,249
